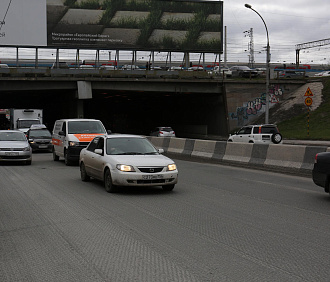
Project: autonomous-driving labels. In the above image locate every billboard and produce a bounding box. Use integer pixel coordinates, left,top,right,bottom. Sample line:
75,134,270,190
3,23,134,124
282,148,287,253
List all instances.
0,0,47,46
0,0,222,53
47,0,223,53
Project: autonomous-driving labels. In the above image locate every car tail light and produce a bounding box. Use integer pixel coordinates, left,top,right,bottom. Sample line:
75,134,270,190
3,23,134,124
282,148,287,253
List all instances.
315,153,319,163
159,131,163,134
258,126,261,134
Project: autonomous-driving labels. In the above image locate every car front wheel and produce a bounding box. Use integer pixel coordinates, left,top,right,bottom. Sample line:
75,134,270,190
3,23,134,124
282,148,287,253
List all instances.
80,162,90,182
53,148,59,161
104,169,117,193
64,150,73,166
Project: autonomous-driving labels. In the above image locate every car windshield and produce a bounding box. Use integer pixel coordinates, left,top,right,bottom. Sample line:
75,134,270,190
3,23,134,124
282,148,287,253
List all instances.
29,129,51,138
106,137,158,155
68,121,105,134
0,132,26,141
17,120,40,128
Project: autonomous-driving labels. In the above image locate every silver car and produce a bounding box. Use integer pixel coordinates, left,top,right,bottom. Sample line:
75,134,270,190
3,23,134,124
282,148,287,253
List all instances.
79,134,178,193
0,130,32,164
150,127,176,137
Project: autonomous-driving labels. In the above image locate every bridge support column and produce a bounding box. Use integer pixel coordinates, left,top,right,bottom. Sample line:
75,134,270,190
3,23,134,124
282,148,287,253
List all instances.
76,81,92,118
77,81,92,99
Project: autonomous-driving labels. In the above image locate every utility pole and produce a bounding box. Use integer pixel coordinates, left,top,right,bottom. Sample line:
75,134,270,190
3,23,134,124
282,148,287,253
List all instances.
244,28,254,68
224,26,227,67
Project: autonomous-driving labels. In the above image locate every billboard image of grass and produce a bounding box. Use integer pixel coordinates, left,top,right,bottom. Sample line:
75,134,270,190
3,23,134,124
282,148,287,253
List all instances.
47,0,223,52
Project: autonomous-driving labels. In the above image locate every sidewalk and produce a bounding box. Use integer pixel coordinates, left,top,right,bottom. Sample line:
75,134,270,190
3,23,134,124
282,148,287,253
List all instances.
188,134,330,147
283,139,330,147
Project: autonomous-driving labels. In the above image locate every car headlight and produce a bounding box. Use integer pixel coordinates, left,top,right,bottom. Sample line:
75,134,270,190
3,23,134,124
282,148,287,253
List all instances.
69,141,79,146
116,164,136,172
167,163,177,171
23,146,31,151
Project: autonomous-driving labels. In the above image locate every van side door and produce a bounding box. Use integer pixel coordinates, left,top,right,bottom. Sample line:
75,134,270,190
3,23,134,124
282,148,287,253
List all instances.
52,121,65,157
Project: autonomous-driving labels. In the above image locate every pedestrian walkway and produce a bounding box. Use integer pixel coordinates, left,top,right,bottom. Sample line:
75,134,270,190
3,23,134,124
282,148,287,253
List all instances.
280,82,323,111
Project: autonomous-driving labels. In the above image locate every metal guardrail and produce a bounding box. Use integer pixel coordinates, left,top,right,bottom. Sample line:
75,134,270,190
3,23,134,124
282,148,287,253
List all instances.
0,67,216,80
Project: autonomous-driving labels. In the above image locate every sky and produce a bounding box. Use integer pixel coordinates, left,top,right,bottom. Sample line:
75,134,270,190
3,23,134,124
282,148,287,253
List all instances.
1,0,330,66
223,0,330,66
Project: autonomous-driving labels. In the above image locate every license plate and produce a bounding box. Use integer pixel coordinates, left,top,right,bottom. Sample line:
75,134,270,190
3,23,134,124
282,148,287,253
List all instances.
142,174,164,180
5,152,19,156
39,145,48,148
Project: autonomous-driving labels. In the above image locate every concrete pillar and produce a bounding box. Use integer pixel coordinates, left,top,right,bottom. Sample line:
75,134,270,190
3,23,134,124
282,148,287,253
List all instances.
76,81,93,118
77,100,84,118
77,81,92,99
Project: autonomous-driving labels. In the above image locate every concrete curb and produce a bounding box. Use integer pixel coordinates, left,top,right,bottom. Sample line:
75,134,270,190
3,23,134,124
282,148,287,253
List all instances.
148,137,329,176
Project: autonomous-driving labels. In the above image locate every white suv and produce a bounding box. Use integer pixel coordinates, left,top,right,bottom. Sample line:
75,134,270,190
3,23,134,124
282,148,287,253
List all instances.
228,124,282,144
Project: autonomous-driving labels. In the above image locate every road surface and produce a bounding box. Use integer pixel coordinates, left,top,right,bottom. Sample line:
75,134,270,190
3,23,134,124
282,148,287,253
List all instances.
1,153,329,281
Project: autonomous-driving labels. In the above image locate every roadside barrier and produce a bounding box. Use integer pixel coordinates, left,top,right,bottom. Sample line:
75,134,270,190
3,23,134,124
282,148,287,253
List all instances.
148,137,329,176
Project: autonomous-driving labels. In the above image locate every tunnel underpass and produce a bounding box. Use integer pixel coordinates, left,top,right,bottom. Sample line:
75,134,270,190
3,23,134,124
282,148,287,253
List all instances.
0,82,228,138
84,89,228,137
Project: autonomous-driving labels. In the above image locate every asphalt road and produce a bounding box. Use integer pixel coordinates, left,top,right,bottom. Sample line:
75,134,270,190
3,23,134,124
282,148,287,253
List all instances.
1,153,330,282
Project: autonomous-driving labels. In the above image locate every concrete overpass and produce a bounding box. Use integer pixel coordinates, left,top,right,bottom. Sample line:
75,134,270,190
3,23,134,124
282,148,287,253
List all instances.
0,67,228,137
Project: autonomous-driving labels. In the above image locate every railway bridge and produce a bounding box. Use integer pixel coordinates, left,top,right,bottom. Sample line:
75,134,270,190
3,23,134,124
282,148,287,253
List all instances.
0,67,306,137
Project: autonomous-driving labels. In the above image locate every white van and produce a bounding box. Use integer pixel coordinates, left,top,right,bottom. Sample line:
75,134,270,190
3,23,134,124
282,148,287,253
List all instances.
52,119,108,165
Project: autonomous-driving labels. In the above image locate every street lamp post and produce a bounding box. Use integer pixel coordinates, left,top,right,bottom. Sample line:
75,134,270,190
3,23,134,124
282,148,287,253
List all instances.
245,4,270,124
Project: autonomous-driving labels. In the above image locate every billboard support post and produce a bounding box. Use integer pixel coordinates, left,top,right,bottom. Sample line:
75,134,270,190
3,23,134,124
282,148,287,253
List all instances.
116,50,120,69
76,49,80,68
35,47,38,69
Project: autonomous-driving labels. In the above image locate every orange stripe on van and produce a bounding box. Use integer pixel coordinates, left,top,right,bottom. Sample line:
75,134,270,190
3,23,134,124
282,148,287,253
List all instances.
52,138,61,146
73,134,103,142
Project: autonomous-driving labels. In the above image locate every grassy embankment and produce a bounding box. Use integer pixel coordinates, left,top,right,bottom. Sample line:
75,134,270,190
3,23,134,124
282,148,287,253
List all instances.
278,78,330,140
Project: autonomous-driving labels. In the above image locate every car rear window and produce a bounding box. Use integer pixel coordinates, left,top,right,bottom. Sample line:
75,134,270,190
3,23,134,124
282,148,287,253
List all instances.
160,127,173,132
260,126,279,134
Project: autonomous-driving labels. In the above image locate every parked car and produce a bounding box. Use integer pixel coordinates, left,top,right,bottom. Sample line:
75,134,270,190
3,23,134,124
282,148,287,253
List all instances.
277,70,307,78
0,63,9,68
188,66,204,71
229,66,258,78
26,124,53,152
228,124,282,144
208,66,232,77
312,152,330,195
51,62,69,69
168,66,184,71
121,64,141,70
314,70,330,77
150,127,175,137
99,65,116,70
255,68,266,76
79,134,178,192
0,130,32,164
79,65,95,69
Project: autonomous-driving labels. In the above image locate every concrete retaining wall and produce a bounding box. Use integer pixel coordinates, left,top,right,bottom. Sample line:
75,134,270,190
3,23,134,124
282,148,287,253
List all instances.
147,137,329,176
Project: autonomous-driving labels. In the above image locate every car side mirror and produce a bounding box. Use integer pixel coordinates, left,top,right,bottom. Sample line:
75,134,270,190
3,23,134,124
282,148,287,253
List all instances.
59,131,65,136
94,149,103,155
107,130,112,134
158,148,164,154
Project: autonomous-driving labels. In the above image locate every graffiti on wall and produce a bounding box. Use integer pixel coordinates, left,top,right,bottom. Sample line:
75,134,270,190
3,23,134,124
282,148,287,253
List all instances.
230,85,283,126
